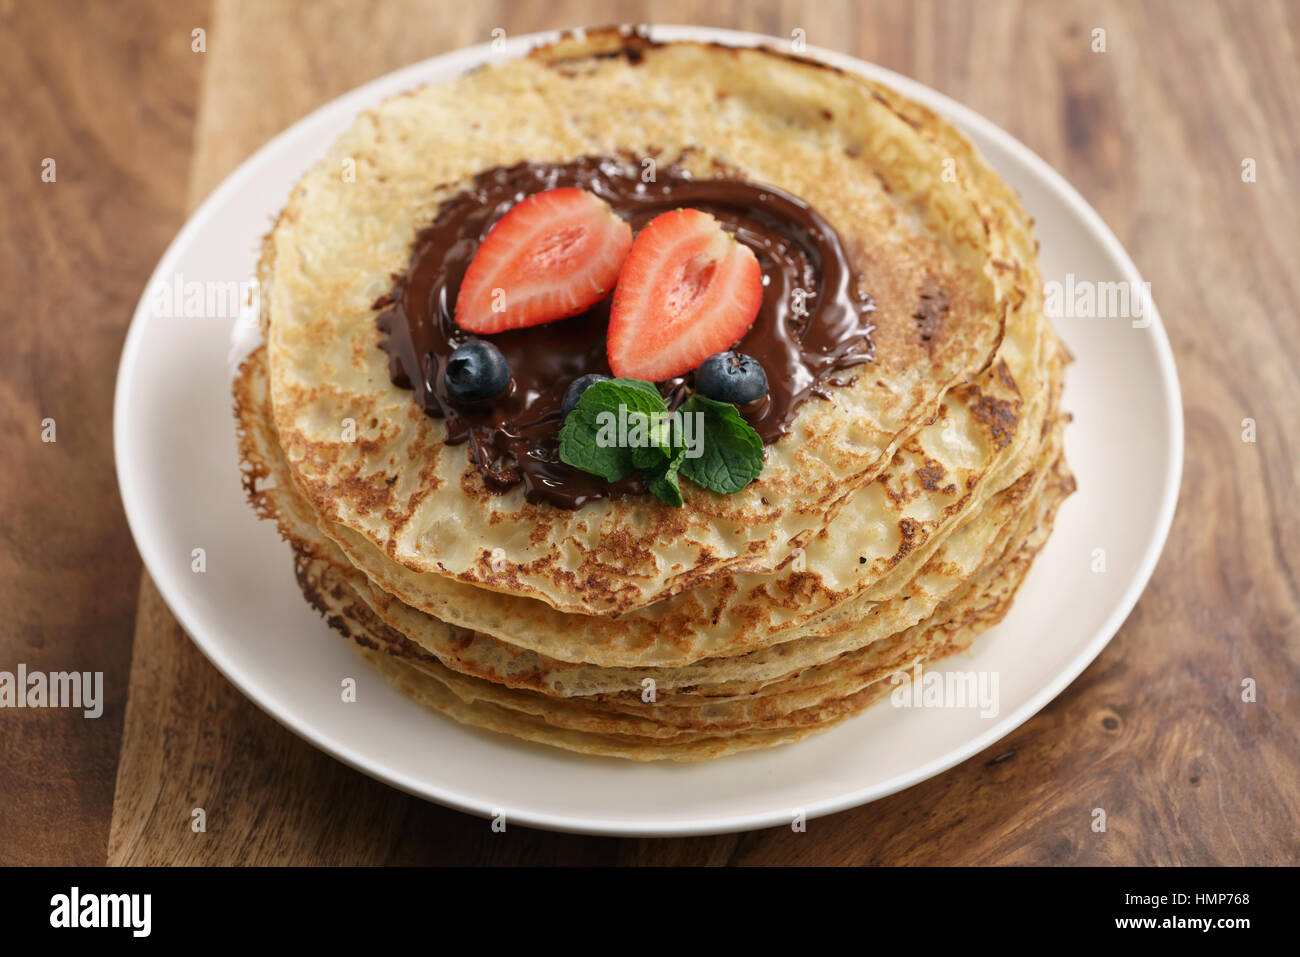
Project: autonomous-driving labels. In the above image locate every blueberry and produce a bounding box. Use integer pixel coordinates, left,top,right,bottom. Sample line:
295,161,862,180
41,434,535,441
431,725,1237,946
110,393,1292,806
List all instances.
561,373,611,417
694,351,768,405
444,340,510,401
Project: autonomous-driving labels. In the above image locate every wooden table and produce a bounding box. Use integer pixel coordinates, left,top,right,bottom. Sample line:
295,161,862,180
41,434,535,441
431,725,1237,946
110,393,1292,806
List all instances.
3,0,1296,865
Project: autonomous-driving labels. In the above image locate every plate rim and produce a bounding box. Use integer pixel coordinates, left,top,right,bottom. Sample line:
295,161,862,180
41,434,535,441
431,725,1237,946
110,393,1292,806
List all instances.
113,25,1184,838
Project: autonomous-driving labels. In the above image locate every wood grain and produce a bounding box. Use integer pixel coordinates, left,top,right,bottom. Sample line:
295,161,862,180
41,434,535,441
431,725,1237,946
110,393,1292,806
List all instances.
3,0,1296,865
0,0,207,866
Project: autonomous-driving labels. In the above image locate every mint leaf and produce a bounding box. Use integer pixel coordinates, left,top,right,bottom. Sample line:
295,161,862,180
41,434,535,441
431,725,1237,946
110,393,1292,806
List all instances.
631,440,669,471
645,441,687,508
629,402,676,470
615,378,662,397
677,394,764,494
558,379,669,483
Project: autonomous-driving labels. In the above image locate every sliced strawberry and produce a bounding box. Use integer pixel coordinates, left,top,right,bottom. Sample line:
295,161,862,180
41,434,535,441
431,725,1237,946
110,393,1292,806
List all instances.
455,187,632,334
607,209,762,381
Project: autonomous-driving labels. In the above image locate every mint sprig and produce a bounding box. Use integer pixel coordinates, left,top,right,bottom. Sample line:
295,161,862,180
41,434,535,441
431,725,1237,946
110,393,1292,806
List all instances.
557,377,765,507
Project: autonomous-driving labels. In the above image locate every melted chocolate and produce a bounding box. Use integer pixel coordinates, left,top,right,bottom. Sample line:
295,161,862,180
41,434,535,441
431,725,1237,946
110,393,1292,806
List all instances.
376,156,875,509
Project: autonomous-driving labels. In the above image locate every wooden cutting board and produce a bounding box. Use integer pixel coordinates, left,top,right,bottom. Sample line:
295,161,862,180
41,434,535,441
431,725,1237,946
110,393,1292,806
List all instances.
11,0,1297,865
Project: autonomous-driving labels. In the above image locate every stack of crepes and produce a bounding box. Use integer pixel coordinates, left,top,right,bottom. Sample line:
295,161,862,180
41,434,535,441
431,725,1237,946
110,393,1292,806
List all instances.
234,31,1075,761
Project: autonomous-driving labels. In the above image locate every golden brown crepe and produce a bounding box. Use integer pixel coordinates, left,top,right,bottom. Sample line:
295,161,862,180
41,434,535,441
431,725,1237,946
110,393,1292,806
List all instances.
234,30,1074,760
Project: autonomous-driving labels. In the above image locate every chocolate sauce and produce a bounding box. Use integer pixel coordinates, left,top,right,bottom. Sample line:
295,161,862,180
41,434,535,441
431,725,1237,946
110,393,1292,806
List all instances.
376,156,875,509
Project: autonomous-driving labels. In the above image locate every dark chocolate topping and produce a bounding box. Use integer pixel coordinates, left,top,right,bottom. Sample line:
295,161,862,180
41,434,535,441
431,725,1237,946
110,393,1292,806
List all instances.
376,155,875,509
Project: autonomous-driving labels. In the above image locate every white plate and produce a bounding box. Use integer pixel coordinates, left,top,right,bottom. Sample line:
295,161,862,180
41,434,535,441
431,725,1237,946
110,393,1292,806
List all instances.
114,26,1182,837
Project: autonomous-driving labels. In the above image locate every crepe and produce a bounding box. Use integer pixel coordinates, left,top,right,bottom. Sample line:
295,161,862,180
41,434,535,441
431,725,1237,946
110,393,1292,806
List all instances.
264,33,1033,615
282,446,1070,755
234,29,1075,761
238,338,1066,693
234,329,1071,754
283,452,1070,755
251,144,1052,670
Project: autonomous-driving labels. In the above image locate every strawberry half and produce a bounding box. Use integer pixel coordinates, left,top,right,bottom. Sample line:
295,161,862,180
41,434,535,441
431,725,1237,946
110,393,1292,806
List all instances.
454,187,632,334
607,209,762,381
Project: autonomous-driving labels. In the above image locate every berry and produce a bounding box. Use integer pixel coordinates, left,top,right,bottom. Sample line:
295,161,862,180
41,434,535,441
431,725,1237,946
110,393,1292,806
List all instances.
561,373,611,417
695,351,769,405
607,208,762,381
455,188,632,334
444,340,510,401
